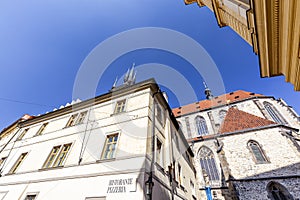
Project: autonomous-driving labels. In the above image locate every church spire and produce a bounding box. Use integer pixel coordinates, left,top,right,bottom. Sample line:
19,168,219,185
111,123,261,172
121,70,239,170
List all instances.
123,63,136,86
203,81,213,100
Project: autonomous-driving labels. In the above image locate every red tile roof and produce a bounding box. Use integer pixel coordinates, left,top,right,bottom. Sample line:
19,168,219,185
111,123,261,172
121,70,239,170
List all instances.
218,107,276,134
172,90,262,117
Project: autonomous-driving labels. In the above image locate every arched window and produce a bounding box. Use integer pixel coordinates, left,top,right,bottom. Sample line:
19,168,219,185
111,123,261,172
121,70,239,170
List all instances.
195,116,208,136
248,141,268,164
267,182,293,200
263,102,285,124
219,110,227,123
199,147,219,182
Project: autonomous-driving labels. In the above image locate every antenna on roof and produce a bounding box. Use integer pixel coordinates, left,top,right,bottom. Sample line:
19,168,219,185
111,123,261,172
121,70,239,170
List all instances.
203,80,213,100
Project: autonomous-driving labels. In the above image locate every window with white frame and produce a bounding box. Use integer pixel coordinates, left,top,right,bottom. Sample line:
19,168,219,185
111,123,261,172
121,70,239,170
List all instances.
177,163,183,186
42,143,72,168
114,99,126,114
155,102,165,126
9,152,28,174
101,134,119,159
156,138,164,167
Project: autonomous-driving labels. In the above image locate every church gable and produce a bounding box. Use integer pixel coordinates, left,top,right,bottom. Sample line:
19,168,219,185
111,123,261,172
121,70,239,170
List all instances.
219,107,276,134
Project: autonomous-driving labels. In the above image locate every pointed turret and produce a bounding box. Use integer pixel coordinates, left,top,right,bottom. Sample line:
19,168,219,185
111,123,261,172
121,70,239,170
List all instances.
203,81,213,100
123,63,136,86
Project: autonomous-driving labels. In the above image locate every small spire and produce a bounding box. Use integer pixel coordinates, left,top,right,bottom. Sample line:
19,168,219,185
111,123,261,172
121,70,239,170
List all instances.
123,63,137,86
112,77,118,89
203,81,213,100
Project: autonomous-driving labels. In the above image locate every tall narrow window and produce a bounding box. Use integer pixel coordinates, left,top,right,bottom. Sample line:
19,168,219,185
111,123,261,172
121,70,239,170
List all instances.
9,152,28,174
102,134,119,159
43,146,61,168
178,163,182,185
195,116,208,136
17,128,29,140
66,114,78,127
0,157,7,168
248,141,268,163
219,110,227,123
35,123,48,136
156,138,164,166
199,147,219,183
76,111,87,124
263,102,285,124
114,99,126,114
156,103,165,126
185,117,192,138
53,143,72,167
24,195,37,200
267,181,293,200
43,143,72,168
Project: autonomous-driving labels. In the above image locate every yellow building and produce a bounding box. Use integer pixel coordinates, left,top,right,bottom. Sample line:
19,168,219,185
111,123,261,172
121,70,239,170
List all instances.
184,0,300,91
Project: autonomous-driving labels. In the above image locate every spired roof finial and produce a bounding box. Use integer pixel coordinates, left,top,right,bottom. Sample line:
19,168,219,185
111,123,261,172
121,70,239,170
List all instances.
111,76,118,89
203,80,213,100
123,63,137,86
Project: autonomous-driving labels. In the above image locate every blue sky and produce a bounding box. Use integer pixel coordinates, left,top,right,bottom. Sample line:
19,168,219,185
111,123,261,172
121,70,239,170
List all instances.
0,0,299,131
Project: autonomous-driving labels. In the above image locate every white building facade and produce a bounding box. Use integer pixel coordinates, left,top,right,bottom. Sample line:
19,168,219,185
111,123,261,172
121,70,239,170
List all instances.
0,78,196,200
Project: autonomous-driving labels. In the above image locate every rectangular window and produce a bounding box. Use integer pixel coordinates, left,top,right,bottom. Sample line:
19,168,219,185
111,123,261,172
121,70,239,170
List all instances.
9,152,28,174
114,100,126,114
185,117,192,138
17,128,29,140
101,134,119,159
53,143,72,167
178,163,182,185
190,180,195,196
66,114,78,127
0,157,7,168
65,111,88,127
24,195,36,200
35,123,48,136
156,138,164,167
43,144,71,168
156,103,165,126
76,111,87,124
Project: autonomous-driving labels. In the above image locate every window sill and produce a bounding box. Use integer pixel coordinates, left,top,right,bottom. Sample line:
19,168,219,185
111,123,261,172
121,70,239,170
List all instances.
110,111,126,117
38,166,64,172
97,158,116,163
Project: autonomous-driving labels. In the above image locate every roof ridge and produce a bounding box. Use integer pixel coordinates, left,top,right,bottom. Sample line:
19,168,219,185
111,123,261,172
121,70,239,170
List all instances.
172,90,263,117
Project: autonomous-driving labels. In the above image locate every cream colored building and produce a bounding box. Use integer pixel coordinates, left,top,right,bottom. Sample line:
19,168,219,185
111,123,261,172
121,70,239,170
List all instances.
0,78,196,200
184,0,300,91
174,89,300,199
